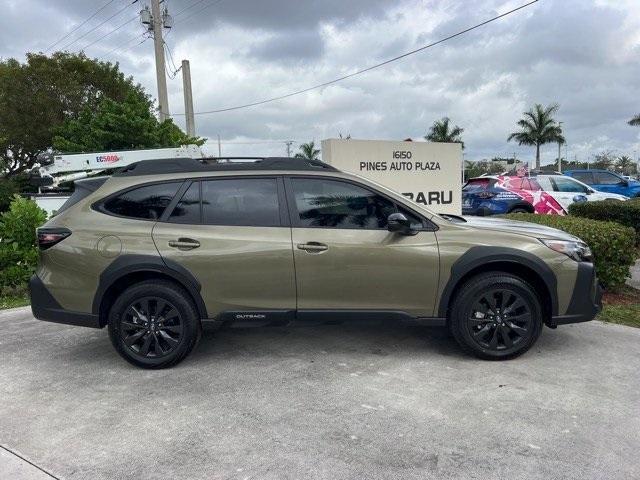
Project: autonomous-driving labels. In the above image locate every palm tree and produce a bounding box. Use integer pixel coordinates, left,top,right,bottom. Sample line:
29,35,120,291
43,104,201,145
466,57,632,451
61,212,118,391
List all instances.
294,141,320,160
507,103,565,169
617,155,636,176
629,114,640,126
424,117,464,149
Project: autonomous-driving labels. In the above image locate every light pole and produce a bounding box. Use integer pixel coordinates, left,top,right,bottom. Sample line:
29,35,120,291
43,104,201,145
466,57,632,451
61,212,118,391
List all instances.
557,121,564,173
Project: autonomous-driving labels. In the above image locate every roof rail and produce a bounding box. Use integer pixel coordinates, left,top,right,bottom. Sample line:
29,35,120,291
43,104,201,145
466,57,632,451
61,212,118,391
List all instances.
113,156,339,176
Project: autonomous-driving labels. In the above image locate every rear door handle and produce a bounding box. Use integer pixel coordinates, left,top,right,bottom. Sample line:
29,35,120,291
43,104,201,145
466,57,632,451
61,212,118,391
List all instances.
297,242,328,253
168,238,201,250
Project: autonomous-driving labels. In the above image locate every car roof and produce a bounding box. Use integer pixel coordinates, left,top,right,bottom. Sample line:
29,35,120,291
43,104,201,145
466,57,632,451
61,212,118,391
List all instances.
113,157,338,176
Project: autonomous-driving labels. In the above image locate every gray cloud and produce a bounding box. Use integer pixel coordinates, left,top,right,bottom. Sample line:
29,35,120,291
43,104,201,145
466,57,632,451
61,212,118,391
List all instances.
0,0,639,163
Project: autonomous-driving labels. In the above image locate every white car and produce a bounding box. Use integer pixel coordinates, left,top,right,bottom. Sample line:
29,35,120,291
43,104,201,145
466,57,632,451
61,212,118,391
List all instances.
534,174,629,211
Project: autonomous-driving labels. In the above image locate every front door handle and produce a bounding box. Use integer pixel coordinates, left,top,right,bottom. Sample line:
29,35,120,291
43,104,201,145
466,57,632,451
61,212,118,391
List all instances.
297,242,328,253
168,238,201,250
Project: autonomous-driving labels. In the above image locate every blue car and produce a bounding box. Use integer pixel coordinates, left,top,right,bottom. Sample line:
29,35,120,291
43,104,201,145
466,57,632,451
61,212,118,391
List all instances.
564,170,640,198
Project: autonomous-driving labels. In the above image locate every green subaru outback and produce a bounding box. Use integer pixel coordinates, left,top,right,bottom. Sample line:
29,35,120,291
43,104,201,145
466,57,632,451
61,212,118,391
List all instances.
30,157,601,368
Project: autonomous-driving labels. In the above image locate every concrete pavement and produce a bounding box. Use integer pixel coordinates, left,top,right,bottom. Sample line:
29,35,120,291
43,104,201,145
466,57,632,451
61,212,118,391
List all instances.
0,307,639,480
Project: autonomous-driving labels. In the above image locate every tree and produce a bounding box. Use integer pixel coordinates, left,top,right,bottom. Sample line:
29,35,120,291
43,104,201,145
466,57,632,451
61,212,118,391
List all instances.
0,52,202,176
53,92,203,152
591,151,616,170
507,103,565,169
424,117,464,149
294,141,320,160
629,114,640,126
616,155,637,176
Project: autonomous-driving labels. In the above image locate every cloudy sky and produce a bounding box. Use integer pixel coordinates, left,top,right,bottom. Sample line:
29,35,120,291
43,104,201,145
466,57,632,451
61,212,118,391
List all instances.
1,0,639,163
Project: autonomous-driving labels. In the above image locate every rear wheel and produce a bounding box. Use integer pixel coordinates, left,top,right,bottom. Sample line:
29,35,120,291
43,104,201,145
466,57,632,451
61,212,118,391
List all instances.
108,280,201,369
449,273,543,360
508,206,530,214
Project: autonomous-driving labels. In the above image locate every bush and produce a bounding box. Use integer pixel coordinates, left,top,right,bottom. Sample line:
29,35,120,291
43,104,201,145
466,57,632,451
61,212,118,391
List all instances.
0,195,47,290
568,200,640,245
0,178,18,213
503,213,636,289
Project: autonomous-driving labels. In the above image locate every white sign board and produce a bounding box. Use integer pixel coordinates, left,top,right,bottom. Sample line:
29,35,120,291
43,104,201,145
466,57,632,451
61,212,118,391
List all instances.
321,139,462,215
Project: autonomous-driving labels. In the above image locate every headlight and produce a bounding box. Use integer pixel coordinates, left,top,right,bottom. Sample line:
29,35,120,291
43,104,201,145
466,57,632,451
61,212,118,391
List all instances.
540,239,593,262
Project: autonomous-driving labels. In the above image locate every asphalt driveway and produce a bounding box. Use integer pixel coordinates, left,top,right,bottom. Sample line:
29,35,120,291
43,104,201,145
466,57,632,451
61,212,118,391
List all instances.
1,307,639,480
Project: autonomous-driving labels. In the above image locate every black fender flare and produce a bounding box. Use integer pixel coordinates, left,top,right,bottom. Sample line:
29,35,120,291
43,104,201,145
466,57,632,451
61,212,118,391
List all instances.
437,246,558,318
91,254,208,319
507,202,535,213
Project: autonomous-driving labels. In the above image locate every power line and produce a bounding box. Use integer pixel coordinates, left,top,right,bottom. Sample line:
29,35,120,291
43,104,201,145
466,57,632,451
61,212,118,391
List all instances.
175,0,538,116
98,32,148,60
173,0,208,17
80,16,138,51
44,0,120,52
175,0,225,25
59,0,139,51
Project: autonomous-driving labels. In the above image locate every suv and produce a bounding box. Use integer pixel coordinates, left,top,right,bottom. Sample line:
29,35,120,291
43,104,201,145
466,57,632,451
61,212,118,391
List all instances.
30,157,602,368
462,174,628,216
564,169,640,198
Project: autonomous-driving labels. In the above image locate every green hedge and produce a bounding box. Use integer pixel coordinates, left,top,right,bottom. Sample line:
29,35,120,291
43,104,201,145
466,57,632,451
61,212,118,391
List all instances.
0,195,47,294
503,213,636,289
568,200,640,245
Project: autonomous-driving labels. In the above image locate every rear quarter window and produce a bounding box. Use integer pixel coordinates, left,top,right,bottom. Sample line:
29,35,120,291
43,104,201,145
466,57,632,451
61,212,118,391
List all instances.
101,182,182,220
463,179,491,192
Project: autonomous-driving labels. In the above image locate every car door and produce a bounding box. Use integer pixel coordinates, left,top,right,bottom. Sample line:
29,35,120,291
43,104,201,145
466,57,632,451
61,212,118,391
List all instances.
548,176,590,210
593,171,627,195
152,177,296,319
284,176,440,318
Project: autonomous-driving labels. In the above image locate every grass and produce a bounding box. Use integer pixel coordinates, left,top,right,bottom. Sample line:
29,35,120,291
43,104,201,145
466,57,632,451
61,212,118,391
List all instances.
599,284,640,328
0,293,30,309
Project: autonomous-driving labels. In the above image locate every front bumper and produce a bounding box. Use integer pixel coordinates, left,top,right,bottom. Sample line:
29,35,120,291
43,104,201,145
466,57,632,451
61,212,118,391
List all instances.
549,262,602,327
29,274,101,328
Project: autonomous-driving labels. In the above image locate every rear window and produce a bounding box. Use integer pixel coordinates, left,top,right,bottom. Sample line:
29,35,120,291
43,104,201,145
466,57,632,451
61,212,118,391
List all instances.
571,172,593,184
201,178,280,227
102,182,181,220
56,177,108,215
462,179,491,192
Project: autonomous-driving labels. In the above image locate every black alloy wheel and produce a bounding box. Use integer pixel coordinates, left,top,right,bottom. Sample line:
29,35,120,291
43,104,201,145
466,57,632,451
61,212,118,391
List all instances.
108,280,201,369
465,289,532,351
120,297,184,358
449,273,543,360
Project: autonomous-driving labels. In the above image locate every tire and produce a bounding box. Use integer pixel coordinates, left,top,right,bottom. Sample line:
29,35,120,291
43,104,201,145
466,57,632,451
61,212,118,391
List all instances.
448,273,543,360
508,206,530,214
108,280,202,369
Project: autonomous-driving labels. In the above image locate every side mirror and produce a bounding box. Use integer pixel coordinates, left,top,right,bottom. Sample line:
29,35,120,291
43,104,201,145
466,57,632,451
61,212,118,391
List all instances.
387,212,419,235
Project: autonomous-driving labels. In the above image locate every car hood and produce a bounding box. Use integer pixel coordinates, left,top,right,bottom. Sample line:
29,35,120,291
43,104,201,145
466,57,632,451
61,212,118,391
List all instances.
460,216,581,242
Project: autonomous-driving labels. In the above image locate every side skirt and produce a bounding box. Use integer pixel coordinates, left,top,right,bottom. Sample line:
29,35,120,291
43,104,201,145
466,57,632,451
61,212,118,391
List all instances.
204,310,446,328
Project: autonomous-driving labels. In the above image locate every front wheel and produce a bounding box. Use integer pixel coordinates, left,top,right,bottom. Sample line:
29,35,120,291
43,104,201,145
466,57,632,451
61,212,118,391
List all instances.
448,273,543,360
108,280,202,368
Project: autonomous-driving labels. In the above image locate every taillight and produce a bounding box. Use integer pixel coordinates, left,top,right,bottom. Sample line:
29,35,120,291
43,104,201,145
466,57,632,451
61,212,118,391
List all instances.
37,227,71,250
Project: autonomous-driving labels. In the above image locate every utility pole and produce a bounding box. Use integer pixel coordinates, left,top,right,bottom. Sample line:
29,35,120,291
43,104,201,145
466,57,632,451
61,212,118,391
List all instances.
217,134,222,157
285,141,294,157
142,0,171,121
181,59,195,136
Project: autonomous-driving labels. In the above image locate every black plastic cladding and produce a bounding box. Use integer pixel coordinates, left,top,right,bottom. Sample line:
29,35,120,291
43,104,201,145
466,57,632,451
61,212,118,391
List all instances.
114,157,339,176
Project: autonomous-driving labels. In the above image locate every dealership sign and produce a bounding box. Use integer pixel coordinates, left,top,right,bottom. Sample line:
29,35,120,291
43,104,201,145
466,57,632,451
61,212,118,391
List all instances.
321,139,462,215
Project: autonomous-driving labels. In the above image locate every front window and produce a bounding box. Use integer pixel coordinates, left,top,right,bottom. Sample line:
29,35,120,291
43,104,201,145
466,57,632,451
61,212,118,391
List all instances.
551,176,589,193
594,172,624,185
290,178,417,229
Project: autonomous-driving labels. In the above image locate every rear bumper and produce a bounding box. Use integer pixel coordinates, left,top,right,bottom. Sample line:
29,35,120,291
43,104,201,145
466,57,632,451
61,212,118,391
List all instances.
29,275,101,328
550,263,602,327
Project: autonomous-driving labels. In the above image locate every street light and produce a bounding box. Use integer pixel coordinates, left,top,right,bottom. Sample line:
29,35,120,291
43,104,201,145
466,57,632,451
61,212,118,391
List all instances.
557,121,564,173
